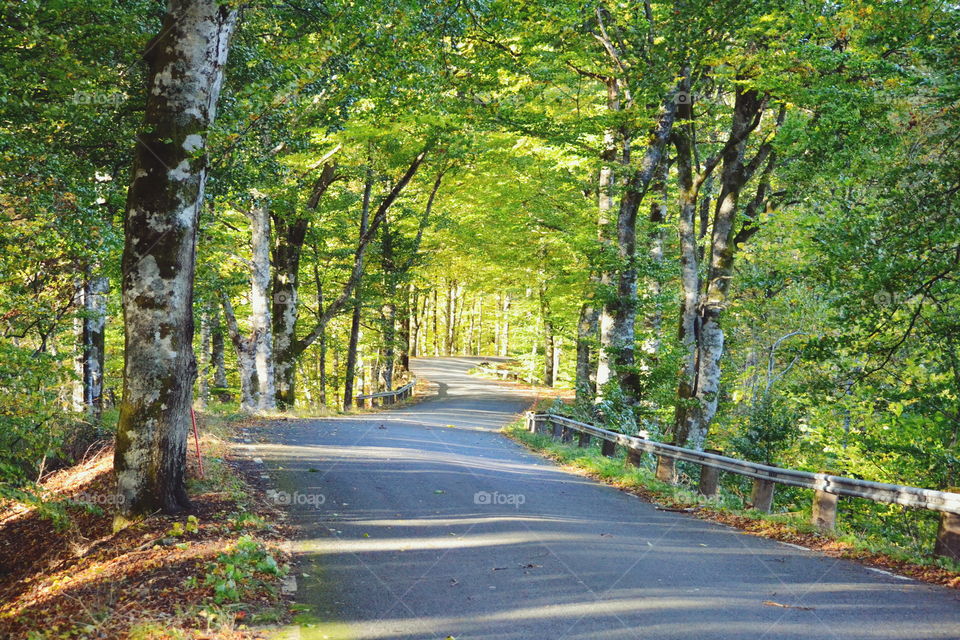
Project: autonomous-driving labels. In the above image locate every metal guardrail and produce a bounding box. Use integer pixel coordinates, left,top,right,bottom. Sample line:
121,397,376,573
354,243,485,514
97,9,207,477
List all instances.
527,412,960,560
474,365,538,384
355,378,416,408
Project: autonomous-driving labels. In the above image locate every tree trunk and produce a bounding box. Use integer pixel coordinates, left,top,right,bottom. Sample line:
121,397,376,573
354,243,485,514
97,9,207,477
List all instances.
596,88,679,400
687,89,766,449
499,294,510,357
642,164,667,360
671,106,702,447
198,308,211,408
271,214,308,408
210,307,230,402
576,301,599,403
432,288,439,356
409,285,420,358
594,86,619,393
343,170,373,409
444,281,454,356
398,287,411,371
272,162,334,408
316,275,328,406
248,197,276,411
81,274,108,419
220,293,258,413
114,0,237,518
670,87,771,450
539,282,554,386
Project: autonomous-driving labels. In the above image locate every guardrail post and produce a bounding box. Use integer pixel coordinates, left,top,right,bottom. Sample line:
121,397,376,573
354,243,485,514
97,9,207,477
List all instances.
751,477,775,513
812,489,838,532
561,426,574,443
578,432,591,448
626,449,644,467
697,450,721,497
601,439,616,458
551,418,563,439
935,490,960,562
533,416,546,435
655,456,676,484
526,412,536,433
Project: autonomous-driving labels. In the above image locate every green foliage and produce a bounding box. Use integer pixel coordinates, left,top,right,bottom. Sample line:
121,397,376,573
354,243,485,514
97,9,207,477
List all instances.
729,394,801,465
0,343,75,498
191,535,286,604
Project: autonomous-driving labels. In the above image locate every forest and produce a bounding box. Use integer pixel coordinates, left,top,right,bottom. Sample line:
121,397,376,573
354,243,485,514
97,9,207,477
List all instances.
1,0,960,635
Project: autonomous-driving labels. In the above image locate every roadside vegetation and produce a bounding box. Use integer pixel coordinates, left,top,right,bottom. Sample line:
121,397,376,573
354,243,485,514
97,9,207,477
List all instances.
503,406,960,588
0,407,293,639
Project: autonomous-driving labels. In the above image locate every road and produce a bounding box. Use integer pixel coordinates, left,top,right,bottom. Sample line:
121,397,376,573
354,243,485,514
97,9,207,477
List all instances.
252,357,960,640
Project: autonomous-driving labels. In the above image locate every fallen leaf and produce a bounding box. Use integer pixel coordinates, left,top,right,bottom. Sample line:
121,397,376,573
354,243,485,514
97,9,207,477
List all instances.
763,600,813,611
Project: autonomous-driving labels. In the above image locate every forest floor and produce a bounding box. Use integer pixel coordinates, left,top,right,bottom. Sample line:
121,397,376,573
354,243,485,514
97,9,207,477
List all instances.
0,413,296,639
503,414,960,590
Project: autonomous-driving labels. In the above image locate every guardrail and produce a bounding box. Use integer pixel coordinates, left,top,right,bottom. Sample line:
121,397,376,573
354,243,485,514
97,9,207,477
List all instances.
354,378,416,408
474,365,540,384
526,412,960,561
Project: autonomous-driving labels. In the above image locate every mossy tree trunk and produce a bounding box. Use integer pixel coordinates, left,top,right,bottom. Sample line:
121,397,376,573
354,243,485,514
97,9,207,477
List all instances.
114,0,237,518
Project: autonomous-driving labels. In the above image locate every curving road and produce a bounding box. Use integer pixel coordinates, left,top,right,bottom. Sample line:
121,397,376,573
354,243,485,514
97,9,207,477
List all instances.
253,357,960,640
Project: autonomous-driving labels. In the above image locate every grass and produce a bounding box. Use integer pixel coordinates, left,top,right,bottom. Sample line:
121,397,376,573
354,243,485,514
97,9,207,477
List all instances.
503,413,960,587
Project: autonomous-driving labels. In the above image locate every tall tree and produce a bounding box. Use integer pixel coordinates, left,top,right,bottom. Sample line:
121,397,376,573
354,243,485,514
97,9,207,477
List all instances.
114,0,237,518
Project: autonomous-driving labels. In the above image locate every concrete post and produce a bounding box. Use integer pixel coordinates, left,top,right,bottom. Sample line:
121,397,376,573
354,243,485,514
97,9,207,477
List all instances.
812,489,838,533
698,451,721,497
655,456,676,484
751,477,775,513
934,489,960,562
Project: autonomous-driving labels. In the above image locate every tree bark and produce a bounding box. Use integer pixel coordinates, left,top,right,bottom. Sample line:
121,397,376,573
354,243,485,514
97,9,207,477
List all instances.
575,301,599,403
79,274,108,419
498,294,510,357
670,86,773,450
272,162,335,408
114,0,237,518
248,196,276,411
220,292,258,413
342,170,373,409
596,88,679,400
379,215,397,391
210,306,229,402
198,307,211,408
444,280,454,356
409,285,420,358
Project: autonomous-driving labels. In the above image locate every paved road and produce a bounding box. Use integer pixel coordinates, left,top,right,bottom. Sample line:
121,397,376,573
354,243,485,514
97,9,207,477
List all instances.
256,357,960,640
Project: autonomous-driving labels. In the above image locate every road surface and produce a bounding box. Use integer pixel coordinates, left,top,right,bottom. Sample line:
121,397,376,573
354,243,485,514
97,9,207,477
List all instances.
250,357,960,639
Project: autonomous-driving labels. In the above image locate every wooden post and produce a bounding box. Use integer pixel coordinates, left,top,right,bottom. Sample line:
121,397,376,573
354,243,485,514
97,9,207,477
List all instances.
698,451,721,497
935,489,960,562
812,489,838,532
626,449,644,468
751,477,775,513
655,456,676,484
551,419,563,439
578,432,591,448
526,413,537,433
561,427,574,443
601,439,616,458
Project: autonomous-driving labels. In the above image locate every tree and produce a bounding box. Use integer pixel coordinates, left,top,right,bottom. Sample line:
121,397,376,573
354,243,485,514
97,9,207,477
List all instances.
114,0,237,518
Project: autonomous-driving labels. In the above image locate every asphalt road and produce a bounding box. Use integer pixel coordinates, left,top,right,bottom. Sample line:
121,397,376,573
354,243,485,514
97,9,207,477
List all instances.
254,356,960,640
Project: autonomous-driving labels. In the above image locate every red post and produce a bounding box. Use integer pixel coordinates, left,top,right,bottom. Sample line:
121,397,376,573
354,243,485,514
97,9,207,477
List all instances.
190,407,204,479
